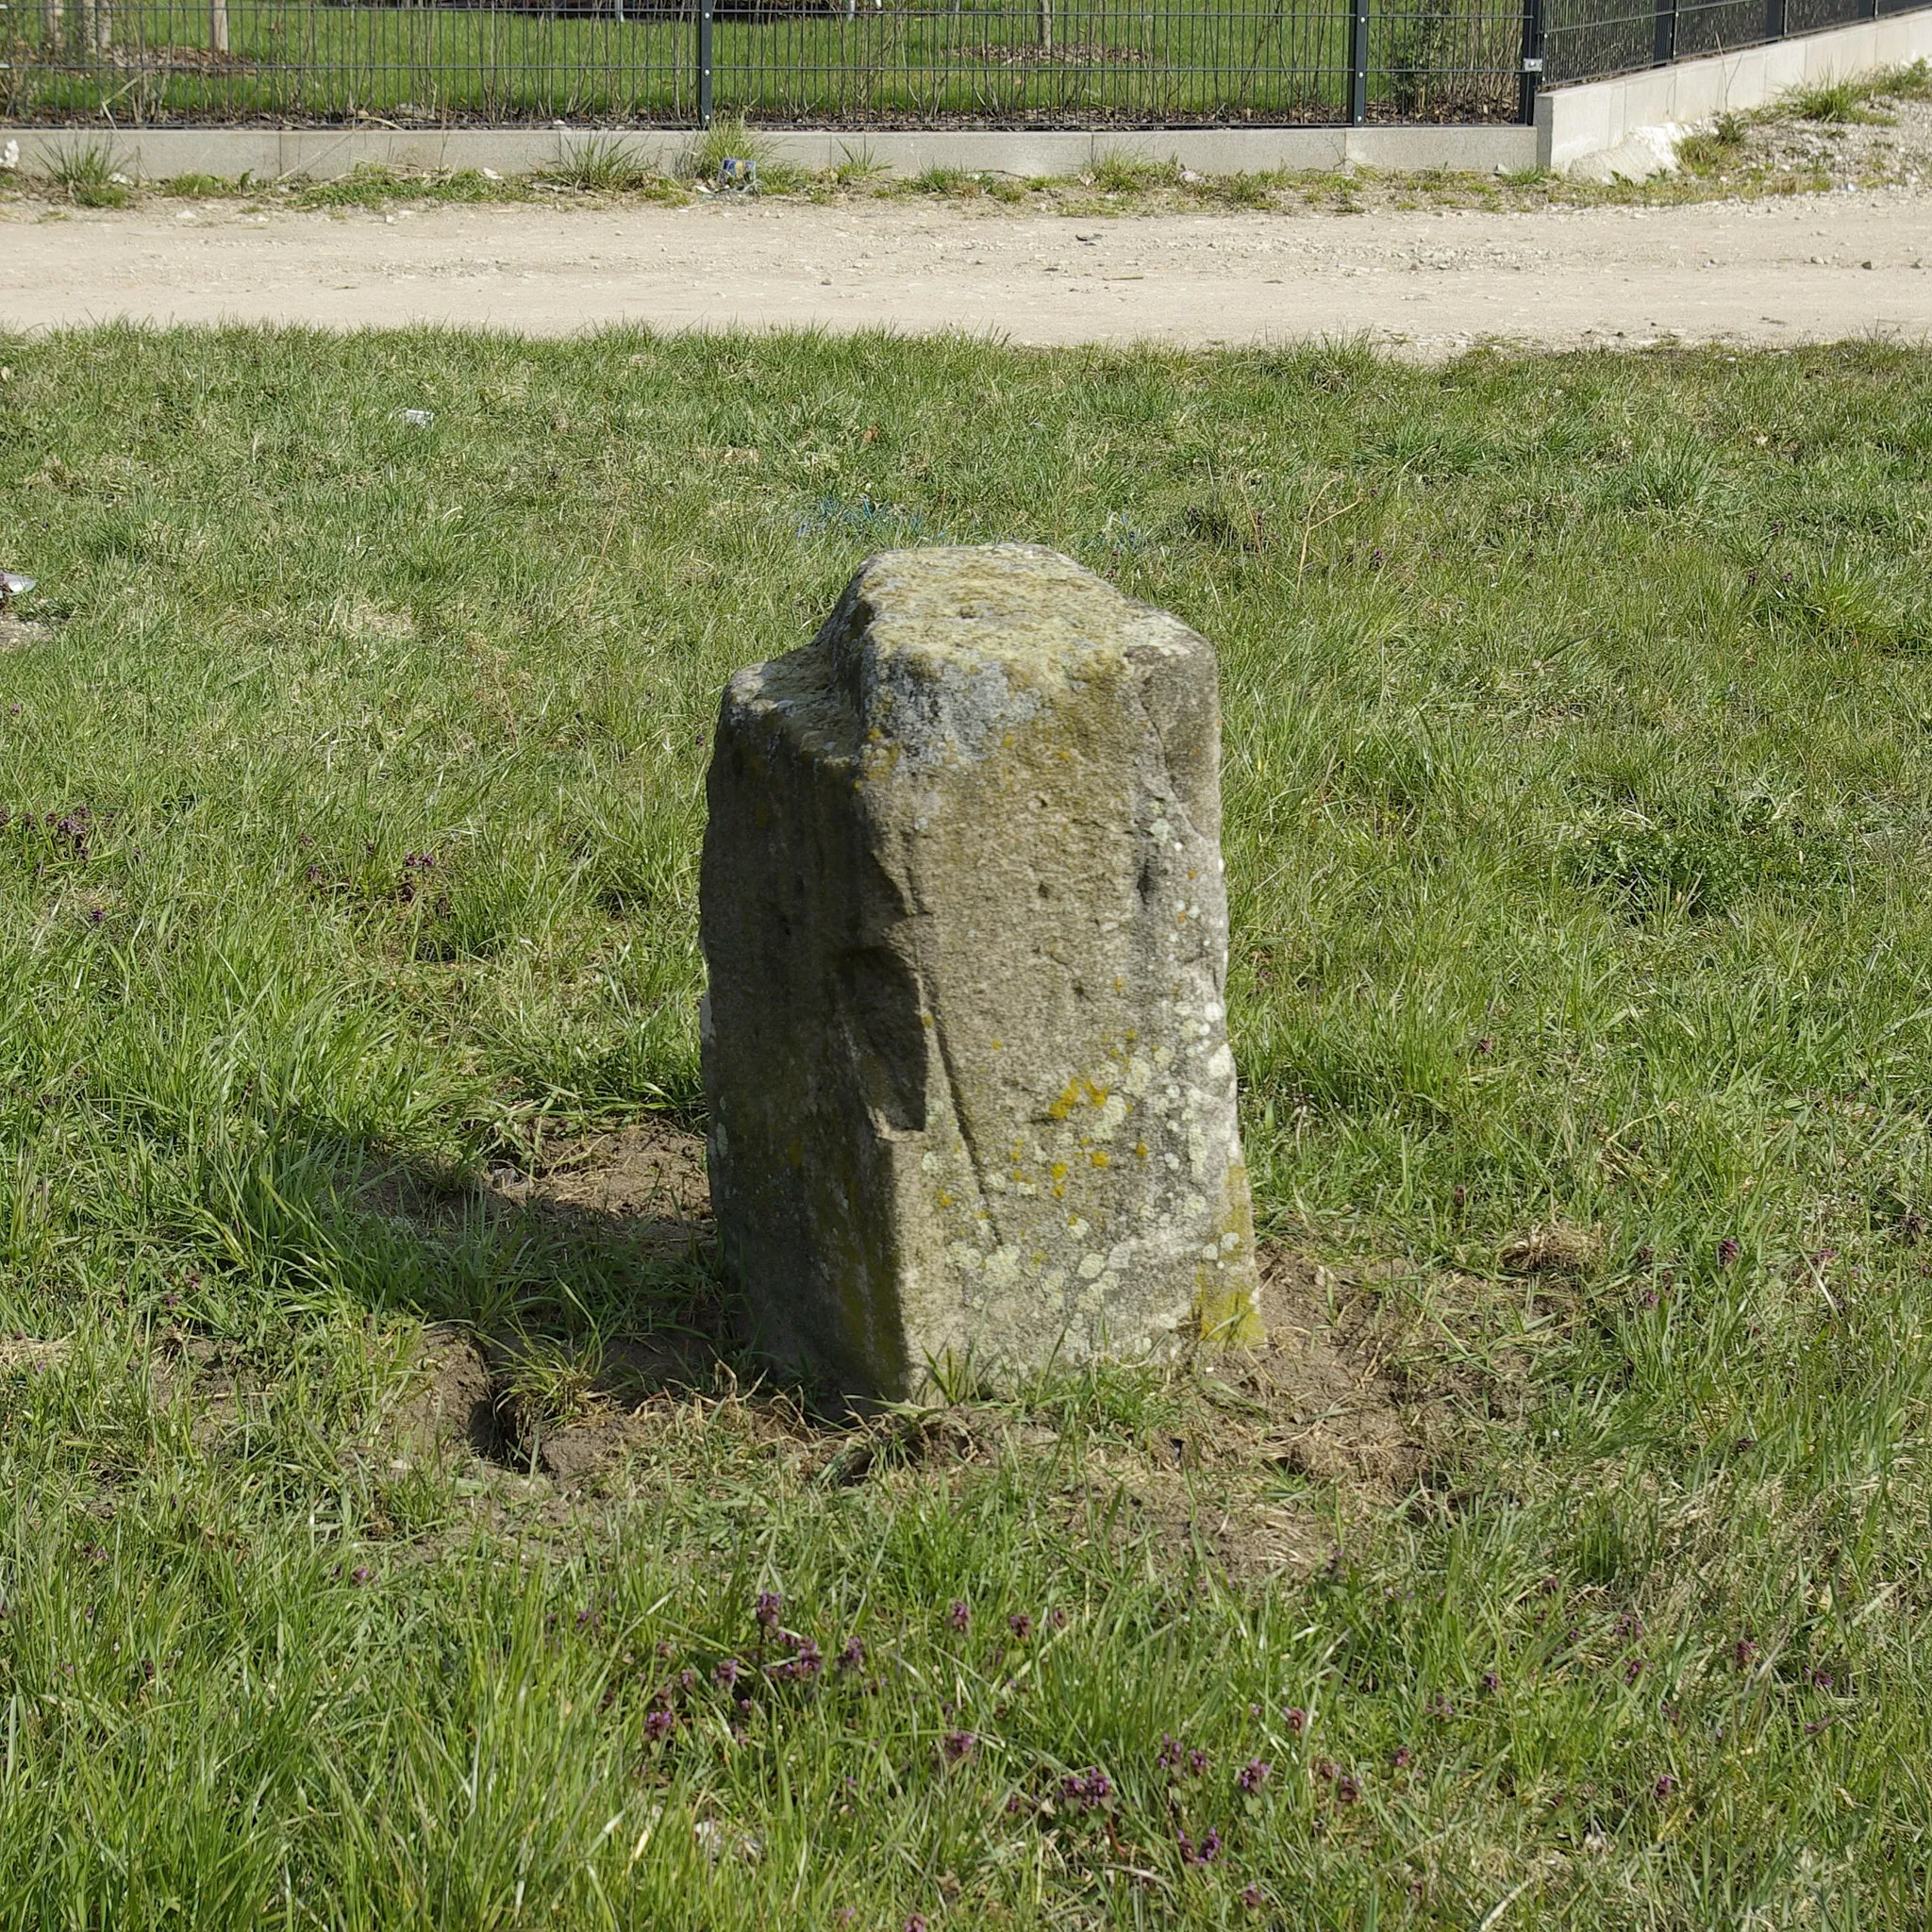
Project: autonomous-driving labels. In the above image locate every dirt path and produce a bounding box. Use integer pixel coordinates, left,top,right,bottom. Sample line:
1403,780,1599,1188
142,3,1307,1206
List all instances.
7,187,1930,354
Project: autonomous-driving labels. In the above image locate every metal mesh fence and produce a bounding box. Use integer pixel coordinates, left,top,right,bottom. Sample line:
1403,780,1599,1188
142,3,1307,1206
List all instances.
0,0,1924,126
1543,0,1918,83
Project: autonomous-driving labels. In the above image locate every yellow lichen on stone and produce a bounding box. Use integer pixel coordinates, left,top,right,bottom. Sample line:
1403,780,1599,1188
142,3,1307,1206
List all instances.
1190,1164,1263,1347
1048,1075,1110,1122
1192,1265,1264,1346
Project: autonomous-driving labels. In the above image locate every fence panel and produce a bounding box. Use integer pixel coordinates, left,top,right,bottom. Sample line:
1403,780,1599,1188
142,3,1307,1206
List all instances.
709,0,1356,127
2,0,1925,128
1545,0,1890,80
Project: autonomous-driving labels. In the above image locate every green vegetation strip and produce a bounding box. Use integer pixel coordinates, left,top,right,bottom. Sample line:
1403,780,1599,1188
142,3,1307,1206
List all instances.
23,58,1932,220
2,327,1932,1924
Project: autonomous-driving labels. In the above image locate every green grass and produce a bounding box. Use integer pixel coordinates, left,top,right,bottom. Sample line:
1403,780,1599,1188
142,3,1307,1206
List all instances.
1773,59,1932,125
41,138,130,207
5,326,1932,1924
294,160,508,207
159,169,248,197
1674,108,1746,174
1780,76,1890,125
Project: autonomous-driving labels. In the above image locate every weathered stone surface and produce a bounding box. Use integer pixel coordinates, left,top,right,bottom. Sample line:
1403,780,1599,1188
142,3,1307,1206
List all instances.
700,543,1261,1402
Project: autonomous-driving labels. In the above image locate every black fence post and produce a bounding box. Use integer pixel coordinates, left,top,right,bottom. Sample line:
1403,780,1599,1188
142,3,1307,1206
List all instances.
1518,0,1544,125
1349,0,1369,125
698,0,714,128
1653,0,1676,63
1764,0,1786,38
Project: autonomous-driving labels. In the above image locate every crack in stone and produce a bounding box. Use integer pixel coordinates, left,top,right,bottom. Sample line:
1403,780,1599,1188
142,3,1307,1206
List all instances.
931,1004,1006,1254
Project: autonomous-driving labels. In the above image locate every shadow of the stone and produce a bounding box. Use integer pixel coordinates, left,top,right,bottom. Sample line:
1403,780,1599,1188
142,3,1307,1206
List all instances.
332,1117,868,1474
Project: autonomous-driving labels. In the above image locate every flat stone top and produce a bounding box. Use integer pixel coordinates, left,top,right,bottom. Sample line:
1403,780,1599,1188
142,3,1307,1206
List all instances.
726,544,1215,778
829,544,1203,690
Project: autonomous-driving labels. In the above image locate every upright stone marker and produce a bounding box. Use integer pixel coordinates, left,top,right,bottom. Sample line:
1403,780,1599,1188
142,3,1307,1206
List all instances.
700,544,1261,1402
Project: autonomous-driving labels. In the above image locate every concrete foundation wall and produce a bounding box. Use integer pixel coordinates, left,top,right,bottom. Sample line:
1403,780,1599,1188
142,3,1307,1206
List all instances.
1539,8,1932,168
0,121,1538,183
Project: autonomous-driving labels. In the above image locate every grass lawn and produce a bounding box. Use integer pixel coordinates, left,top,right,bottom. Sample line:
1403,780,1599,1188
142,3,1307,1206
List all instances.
3,325,1932,1925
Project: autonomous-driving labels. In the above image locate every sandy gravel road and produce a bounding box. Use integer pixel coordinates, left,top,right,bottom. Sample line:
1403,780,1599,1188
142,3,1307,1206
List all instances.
6,187,1931,354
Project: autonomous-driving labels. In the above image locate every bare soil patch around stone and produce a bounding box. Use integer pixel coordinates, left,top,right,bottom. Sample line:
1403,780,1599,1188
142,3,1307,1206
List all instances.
311,1117,1457,1575
485,1118,711,1254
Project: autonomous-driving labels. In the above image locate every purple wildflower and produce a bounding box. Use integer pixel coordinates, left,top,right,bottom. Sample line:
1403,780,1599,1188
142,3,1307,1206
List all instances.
836,1637,865,1672
1178,1825,1222,1865
1337,1773,1361,1804
1481,1670,1500,1692
350,1566,372,1585
714,1657,741,1688
946,1600,971,1633
1391,1746,1412,1770
1157,1733,1182,1770
905,1917,927,1932
1186,1748,1210,1776
1734,1636,1758,1669
1717,1237,1740,1267
754,1590,782,1628
1624,1657,1644,1685
1237,1757,1271,1794
1653,1773,1677,1799
1241,1885,1265,1910
1008,1612,1033,1641
644,1708,676,1743
1058,1767,1113,1811
773,1639,824,1683
1282,1706,1307,1734
941,1730,976,1763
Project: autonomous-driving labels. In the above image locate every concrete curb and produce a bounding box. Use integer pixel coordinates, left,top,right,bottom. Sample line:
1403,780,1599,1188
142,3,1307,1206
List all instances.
0,121,1537,183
